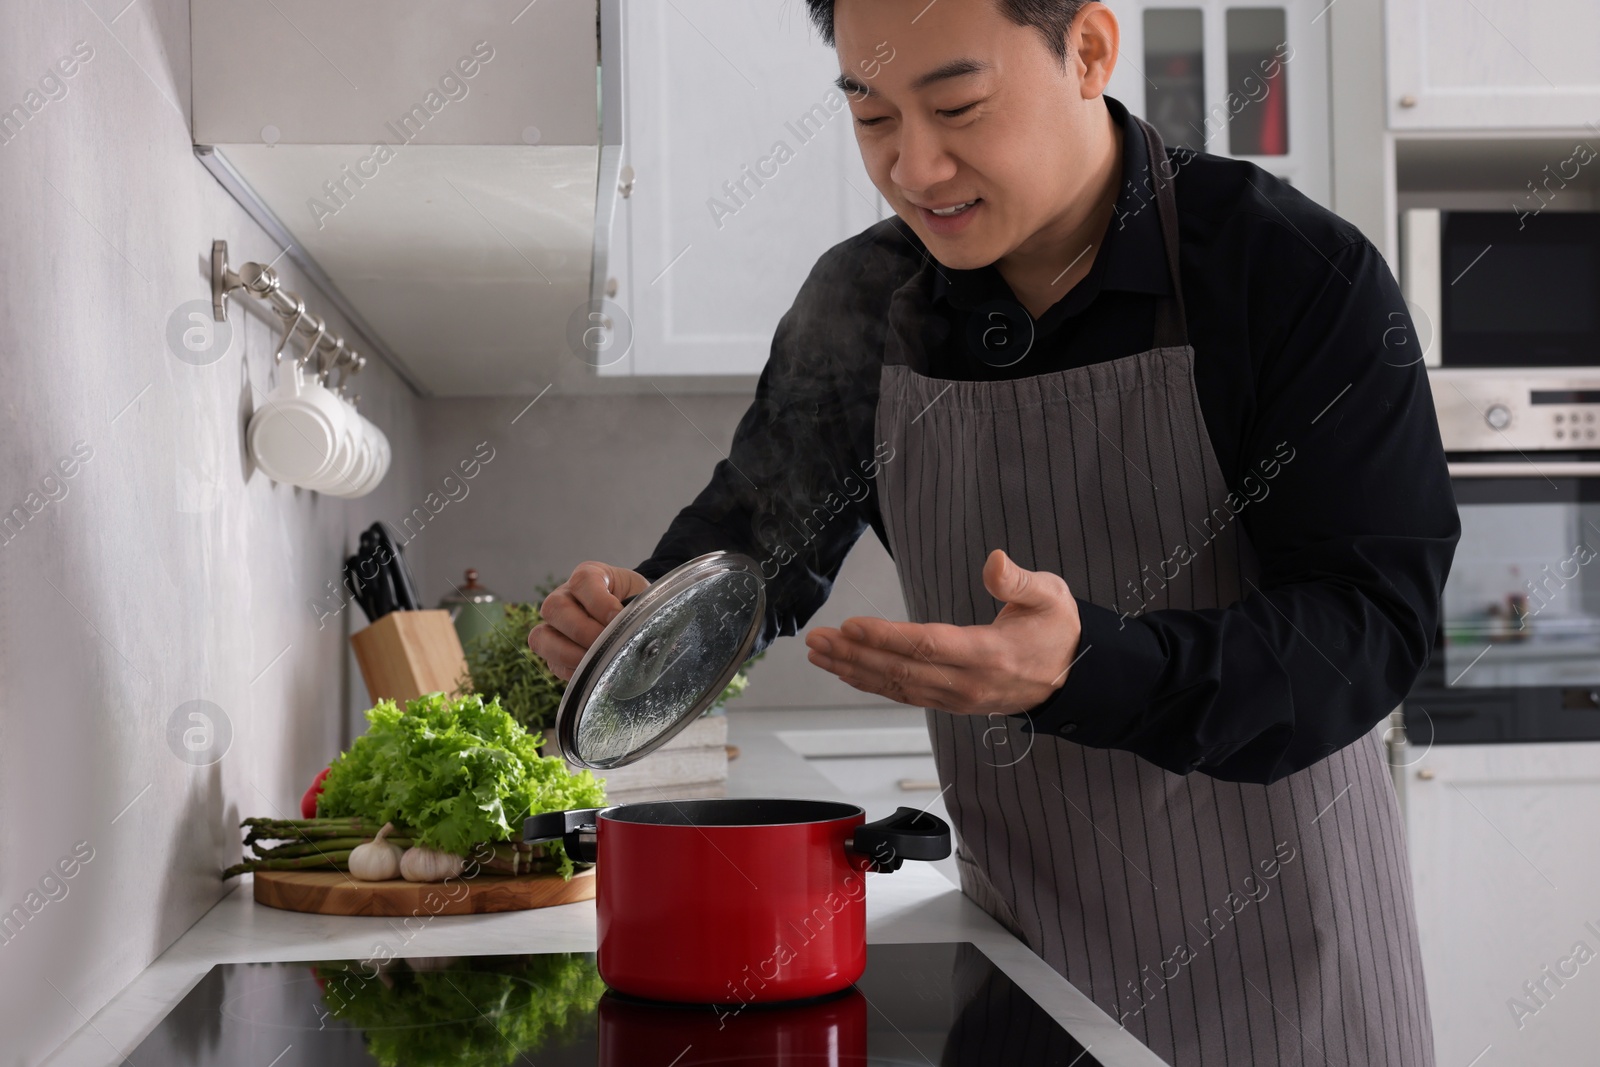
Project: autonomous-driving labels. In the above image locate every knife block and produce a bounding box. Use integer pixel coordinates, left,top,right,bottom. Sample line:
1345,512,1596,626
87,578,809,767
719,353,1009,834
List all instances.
350,610,470,705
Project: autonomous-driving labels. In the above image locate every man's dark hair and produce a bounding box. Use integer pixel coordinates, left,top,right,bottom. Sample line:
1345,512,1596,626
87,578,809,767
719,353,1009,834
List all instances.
802,0,1092,65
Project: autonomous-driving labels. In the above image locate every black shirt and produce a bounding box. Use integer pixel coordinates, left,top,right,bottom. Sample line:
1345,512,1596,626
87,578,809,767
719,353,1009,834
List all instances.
636,94,1459,785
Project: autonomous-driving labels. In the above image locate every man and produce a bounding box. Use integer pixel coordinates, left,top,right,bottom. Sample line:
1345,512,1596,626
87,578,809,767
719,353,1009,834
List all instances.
530,2,1458,1064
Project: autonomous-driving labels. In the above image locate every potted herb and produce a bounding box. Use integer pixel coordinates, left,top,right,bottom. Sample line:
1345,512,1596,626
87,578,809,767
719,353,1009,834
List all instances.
459,601,568,736
460,590,760,737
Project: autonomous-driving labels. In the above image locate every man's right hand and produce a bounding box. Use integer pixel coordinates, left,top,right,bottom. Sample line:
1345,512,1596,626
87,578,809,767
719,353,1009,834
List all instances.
529,561,651,681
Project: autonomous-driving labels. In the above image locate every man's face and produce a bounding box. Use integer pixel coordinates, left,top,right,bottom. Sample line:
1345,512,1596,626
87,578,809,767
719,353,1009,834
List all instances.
833,0,1115,270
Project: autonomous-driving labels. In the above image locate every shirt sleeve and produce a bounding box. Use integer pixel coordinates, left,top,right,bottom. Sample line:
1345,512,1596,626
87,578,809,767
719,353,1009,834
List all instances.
633,234,903,653
1022,235,1461,785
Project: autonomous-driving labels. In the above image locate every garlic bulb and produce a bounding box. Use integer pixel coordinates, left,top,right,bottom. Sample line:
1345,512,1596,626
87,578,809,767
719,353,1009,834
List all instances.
348,822,403,881
399,845,465,883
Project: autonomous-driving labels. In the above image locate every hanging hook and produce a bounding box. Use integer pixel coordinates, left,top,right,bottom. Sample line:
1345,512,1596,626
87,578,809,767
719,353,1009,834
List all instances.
296,315,327,370
338,355,367,405
319,336,348,385
273,298,307,364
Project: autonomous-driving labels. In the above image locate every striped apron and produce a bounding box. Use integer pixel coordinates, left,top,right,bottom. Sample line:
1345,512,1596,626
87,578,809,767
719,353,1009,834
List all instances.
872,116,1434,1067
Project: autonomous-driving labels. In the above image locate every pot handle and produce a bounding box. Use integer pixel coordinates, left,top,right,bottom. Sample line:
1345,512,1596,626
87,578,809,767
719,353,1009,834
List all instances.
524,807,604,865
846,807,952,873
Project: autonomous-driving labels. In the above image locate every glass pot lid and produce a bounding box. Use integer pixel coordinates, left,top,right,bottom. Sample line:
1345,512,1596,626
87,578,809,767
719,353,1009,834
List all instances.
554,551,766,770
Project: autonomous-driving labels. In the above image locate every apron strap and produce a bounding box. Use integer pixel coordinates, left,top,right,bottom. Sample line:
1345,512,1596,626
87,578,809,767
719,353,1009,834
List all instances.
1133,115,1190,350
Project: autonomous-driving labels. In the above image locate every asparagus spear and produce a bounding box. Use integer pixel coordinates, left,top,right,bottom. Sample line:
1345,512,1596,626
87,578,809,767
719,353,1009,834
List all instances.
242,816,377,839
250,836,414,859
242,818,417,849
224,819,588,879
223,850,354,878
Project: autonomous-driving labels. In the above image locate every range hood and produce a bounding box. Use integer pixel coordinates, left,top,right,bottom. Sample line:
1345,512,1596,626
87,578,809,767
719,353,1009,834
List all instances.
191,0,623,396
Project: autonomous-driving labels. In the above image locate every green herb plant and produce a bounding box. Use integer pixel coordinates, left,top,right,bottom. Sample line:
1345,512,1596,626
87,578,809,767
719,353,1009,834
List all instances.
459,602,567,734
461,592,763,734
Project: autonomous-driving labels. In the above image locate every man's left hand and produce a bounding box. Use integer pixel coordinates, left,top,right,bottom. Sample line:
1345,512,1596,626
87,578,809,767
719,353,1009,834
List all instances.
804,549,1083,715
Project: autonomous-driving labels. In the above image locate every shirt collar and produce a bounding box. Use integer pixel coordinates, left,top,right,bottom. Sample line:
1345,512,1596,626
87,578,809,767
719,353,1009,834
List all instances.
930,95,1172,316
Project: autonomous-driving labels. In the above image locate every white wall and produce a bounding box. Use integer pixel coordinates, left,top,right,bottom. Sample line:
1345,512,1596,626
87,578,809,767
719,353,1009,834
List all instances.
0,2,423,1062
416,394,907,712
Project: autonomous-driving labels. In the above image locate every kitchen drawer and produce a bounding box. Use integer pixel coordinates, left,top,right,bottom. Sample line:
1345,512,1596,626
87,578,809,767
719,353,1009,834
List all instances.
1402,694,1514,744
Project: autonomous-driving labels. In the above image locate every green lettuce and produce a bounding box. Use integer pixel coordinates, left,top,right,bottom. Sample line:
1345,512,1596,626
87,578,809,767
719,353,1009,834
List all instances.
317,692,604,873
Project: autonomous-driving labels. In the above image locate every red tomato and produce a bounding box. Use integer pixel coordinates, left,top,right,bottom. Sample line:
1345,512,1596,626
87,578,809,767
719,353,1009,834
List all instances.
300,766,331,819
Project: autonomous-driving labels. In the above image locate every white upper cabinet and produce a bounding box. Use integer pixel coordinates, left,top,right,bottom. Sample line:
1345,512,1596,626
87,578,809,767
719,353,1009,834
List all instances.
601,0,882,377
1103,0,1331,206
1386,0,1600,130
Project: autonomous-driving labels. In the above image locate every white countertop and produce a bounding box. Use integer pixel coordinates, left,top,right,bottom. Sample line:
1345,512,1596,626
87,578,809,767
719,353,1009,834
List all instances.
44,709,1167,1067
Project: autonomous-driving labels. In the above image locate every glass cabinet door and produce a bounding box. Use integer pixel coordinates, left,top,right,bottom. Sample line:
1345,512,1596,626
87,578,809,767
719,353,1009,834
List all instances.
1104,1,1330,207
1143,9,1207,153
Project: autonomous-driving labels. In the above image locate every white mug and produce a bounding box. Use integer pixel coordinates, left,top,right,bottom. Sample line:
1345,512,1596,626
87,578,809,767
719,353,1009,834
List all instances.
345,416,390,498
303,391,363,494
248,312,388,496
248,357,349,487
322,409,382,498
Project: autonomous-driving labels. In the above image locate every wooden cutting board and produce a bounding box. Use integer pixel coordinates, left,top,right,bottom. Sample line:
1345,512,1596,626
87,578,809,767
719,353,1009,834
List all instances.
253,868,595,917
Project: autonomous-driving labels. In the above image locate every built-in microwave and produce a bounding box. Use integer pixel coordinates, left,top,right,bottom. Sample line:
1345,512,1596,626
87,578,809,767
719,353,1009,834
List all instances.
1401,208,1600,368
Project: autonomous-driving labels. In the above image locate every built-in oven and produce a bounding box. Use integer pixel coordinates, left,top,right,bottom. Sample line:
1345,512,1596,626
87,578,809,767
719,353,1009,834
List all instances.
1404,370,1600,747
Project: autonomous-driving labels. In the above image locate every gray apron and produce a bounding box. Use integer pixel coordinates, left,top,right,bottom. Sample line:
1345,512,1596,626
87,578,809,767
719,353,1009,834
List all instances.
873,116,1434,1067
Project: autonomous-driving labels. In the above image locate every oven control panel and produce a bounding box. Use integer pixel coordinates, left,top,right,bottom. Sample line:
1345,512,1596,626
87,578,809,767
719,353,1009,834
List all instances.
1431,371,1600,452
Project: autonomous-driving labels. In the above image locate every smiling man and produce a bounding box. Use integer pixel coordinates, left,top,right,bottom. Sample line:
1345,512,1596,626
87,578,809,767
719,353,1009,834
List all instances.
529,2,1457,1064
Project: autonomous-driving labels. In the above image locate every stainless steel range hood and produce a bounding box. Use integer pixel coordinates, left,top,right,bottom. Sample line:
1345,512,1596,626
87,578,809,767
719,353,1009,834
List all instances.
191,0,623,397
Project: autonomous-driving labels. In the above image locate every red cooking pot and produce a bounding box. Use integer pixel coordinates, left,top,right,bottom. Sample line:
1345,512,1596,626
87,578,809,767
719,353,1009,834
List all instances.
524,798,949,1004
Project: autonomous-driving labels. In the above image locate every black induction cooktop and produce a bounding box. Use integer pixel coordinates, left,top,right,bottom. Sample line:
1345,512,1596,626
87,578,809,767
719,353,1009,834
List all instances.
130,941,1103,1066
